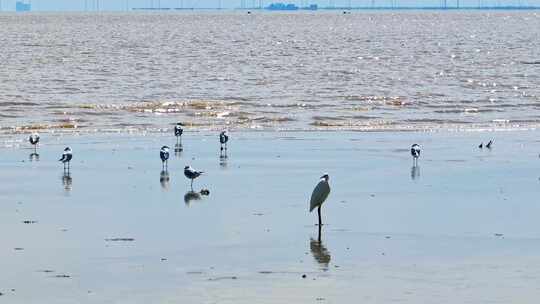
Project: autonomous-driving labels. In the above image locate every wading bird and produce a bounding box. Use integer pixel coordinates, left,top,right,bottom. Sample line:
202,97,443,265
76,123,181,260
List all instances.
411,144,421,166
29,132,40,151
184,165,203,189
174,123,183,140
160,146,170,169
219,130,229,151
59,147,73,171
486,140,493,149
310,174,331,228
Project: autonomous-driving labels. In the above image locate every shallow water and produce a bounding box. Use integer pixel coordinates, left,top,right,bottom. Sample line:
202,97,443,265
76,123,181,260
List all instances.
1,131,540,302
1,11,539,133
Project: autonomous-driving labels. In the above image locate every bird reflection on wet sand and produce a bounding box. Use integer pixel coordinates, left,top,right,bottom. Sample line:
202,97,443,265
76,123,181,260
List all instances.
62,172,73,192
160,170,170,190
411,165,420,180
29,153,40,162
310,237,331,271
184,191,202,205
174,143,183,157
219,150,228,168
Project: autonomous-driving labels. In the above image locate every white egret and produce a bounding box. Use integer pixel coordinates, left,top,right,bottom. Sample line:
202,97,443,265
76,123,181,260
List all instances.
310,174,331,227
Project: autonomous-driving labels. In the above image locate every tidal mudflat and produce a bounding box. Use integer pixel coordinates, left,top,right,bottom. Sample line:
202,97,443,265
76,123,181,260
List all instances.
1,130,540,303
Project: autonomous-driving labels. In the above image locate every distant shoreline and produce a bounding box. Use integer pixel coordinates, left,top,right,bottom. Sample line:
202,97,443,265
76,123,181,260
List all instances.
3,7,540,12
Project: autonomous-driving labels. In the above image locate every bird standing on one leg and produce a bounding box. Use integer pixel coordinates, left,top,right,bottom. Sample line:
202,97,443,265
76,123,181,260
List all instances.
59,147,73,172
160,146,170,170
219,130,229,151
29,132,40,152
184,165,203,190
411,144,421,166
310,174,331,228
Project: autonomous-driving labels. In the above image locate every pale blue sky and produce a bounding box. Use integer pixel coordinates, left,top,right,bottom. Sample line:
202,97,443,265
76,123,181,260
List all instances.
0,0,538,10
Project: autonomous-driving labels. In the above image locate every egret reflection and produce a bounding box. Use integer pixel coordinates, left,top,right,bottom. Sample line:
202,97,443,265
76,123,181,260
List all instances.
310,237,331,271
62,172,72,192
184,191,202,205
411,165,420,180
29,152,40,162
160,170,170,190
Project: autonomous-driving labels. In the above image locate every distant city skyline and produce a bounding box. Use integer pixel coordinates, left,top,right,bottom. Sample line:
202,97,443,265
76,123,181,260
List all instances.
1,0,539,10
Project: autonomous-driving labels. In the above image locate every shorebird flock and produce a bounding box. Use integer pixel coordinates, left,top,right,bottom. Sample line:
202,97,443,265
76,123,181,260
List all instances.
25,127,494,231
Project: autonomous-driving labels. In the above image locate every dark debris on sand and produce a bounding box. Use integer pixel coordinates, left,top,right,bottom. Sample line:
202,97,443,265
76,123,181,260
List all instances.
105,238,135,242
208,276,237,281
22,220,38,224
53,274,71,278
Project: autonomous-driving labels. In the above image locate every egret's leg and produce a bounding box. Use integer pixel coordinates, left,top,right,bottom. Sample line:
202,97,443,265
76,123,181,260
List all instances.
318,222,322,242
191,179,193,190
318,206,322,227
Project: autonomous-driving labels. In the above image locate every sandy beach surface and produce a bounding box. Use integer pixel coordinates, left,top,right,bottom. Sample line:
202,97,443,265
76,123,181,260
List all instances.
1,130,540,303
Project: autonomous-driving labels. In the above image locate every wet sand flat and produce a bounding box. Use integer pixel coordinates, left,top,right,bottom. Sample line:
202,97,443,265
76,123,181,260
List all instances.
1,130,540,303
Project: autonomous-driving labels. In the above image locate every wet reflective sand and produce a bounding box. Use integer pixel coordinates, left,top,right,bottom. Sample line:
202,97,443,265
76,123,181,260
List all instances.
1,130,540,302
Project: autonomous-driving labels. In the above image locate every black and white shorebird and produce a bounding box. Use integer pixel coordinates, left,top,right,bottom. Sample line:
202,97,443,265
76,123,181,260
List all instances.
59,147,73,171
486,140,493,149
184,165,203,189
219,130,229,151
29,132,40,151
174,123,183,140
160,146,170,170
411,144,421,166
310,174,331,228
174,123,184,155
